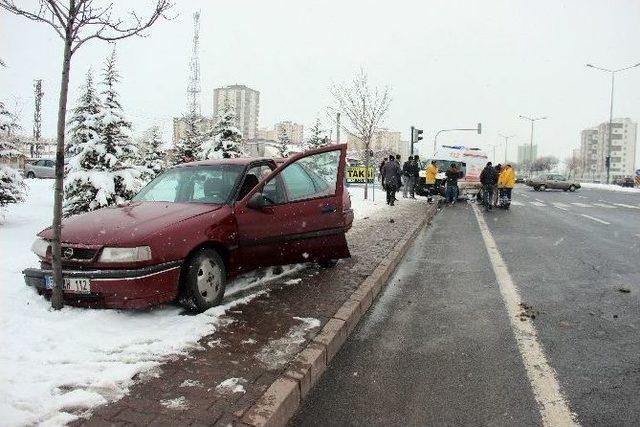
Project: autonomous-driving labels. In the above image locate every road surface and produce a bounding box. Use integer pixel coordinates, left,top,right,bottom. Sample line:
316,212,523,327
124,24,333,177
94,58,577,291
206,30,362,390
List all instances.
290,185,640,426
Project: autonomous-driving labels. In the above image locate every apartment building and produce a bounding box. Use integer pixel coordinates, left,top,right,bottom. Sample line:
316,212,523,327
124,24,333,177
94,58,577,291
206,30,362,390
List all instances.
577,118,637,180
213,84,260,140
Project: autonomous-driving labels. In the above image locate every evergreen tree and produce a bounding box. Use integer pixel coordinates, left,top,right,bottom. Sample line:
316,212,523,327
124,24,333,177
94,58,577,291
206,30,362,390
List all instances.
100,48,136,165
139,125,166,181
305,118,329,150
0,101,26,219
199,105,243,159
276,127,291,158
63,65,142,217
175,112,203,162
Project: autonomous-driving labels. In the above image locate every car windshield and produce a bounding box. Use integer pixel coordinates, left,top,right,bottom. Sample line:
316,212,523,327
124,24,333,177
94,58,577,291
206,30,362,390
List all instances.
133,165,244,204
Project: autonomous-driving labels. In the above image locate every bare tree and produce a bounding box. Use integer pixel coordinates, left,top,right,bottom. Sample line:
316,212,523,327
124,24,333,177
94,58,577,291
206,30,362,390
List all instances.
564,155,580,178
531,155,559,172
330,69,391,199
0,0,173,309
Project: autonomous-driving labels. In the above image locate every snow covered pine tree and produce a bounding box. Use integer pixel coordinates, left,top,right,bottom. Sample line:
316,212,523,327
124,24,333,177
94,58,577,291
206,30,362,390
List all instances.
138,125,167,181
199,104,243,160
0,100,26,218
305,117,329,150
275,127,291,158
63,52,142,217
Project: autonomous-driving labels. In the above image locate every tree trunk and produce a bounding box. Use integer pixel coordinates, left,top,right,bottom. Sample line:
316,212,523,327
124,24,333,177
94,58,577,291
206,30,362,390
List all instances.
50,37,73,310
363,139,370,200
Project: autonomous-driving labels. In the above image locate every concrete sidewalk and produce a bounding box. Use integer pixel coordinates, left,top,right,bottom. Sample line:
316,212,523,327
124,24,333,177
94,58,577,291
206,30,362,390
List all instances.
73,198,439,427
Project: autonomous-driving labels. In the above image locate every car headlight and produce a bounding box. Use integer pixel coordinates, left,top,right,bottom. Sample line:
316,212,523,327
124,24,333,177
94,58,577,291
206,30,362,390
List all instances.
99,246,152,262
31,238,50,258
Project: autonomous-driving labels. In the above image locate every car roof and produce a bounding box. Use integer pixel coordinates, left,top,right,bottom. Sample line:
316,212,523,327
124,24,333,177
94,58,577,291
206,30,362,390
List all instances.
174,157,276,168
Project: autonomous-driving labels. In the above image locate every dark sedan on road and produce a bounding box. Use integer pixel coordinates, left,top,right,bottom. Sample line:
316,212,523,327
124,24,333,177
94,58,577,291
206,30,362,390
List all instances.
525,174,581,192
23,145,353,312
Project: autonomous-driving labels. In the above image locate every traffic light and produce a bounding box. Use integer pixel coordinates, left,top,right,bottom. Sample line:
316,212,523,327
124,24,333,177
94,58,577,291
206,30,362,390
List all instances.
477,123,482,134
415,128,423,142
605,156,611,168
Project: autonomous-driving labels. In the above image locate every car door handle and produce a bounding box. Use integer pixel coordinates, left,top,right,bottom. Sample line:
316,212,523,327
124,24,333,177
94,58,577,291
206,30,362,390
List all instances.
321,205,337,214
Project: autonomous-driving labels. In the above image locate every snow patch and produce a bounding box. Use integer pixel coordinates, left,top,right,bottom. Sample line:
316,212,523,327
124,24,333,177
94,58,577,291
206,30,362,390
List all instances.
160,396,189,410
179,379,203,388
215,377,247,395
579,182,640,193
255,317,320,370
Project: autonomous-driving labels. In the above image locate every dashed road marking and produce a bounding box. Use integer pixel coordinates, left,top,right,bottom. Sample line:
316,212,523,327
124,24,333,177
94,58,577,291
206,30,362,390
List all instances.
553,202,570,208
613,203,640,210
530,201,546,207
535,198,545,203
580,214,610,225
520,193,530,198
470,203,578,426
511,201,524,206
570,202,591,208
592,203,616,209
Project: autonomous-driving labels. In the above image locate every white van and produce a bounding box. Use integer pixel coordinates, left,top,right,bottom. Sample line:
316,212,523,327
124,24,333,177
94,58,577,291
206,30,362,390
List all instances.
416,145,489,199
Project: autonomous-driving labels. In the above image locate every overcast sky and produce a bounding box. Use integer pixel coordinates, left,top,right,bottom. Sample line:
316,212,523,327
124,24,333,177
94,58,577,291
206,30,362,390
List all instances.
2,0,639,166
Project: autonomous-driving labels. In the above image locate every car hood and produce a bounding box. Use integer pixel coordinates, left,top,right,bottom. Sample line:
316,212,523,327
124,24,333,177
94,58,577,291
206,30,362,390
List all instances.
38,201,222,246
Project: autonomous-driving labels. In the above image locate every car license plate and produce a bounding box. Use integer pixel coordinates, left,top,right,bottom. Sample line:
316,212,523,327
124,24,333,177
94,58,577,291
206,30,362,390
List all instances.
44,276,91,294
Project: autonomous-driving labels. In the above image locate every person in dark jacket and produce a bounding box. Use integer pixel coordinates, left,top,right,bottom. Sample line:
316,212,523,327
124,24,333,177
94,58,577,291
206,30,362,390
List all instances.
381,154,401,205
379,159,387,190
394,154,402,201
402,156,412,198
408,155,420,198
444,163,463,204
493,164,502,207
479,161,497,211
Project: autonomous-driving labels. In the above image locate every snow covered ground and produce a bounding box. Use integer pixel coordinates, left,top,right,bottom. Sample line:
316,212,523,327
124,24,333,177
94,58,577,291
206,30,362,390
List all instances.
0,179,388,426
347,183,388,219
579,182,640,193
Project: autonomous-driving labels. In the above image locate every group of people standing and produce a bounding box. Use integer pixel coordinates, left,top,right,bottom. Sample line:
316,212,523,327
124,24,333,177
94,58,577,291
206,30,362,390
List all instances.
479,162,516,211
379,154,420,206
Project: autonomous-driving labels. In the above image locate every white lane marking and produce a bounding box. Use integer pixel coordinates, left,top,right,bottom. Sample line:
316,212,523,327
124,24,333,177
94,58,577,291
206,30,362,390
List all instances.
511,200,524,206
570,202,591,208
520,193,530,198
555,206,568,211
470,203,578,426
553,202,570,208
530,201,546,207
580,214,610,225
576,195,588,199
553,237,564,246
592,203,616,209
535,198,545,203
613,203,640,210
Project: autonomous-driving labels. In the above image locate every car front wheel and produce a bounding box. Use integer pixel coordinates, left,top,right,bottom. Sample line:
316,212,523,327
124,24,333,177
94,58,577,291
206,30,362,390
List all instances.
182,248,226,312
569,185,576,192
539,184,546,191
26,171,35,179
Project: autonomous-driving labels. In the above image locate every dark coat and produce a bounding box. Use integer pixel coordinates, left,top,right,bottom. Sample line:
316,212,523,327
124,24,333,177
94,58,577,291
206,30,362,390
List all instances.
382,160,401,188
480,165,498,185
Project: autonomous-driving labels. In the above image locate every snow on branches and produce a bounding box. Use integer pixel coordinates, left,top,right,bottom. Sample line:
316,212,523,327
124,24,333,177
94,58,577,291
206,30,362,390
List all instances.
199,104,243,160
63,54,143,217
0,100,26,220
138,125,167,180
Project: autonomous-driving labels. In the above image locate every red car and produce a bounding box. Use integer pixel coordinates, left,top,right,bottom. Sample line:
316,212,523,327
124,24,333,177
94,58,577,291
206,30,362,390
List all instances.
23,145,353,312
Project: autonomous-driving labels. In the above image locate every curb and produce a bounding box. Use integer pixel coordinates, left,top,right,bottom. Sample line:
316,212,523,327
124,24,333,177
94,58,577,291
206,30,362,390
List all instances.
241,201,440,427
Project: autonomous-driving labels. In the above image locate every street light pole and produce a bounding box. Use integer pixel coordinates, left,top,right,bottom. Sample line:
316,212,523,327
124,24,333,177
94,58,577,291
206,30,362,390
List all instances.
498,133,515,163
518,115,547,174
433,123,482,154
586,62,640,184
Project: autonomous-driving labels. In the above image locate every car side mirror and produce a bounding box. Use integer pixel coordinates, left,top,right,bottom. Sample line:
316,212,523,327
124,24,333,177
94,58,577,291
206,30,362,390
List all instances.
247,193,267,210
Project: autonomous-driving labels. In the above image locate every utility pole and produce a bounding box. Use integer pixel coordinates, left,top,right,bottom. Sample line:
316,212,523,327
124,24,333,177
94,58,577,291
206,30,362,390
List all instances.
498,133,515,163
33,79,43,158
518,115,546,174
336,112,341,144
586,62,640,184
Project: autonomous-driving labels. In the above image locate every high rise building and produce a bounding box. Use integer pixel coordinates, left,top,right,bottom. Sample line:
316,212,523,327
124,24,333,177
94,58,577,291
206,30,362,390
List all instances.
274,121,304,145
213,84,260,140
577,118,637,181
517,144,537,165
347,128,409,160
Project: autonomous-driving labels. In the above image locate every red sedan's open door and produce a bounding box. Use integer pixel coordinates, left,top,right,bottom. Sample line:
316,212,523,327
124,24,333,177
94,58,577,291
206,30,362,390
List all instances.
234,144,351,269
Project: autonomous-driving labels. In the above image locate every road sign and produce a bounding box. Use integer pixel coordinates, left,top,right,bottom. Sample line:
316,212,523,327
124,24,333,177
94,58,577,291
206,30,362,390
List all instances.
346,166,374,183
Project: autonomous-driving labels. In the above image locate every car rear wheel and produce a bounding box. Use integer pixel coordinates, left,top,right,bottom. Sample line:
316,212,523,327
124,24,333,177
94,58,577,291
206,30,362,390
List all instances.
569,185,576,192
26,171,35,179
182,248,226,312
539,184,546,191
